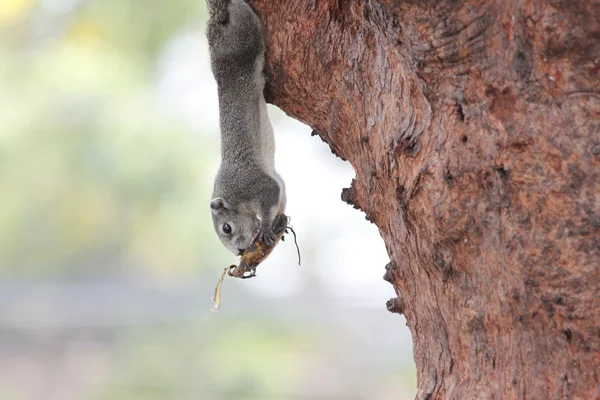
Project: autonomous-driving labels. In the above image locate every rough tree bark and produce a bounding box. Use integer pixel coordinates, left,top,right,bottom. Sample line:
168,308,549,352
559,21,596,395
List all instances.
249,0,599,398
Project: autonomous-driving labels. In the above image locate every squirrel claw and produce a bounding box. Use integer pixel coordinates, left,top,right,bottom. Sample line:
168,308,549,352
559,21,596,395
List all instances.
258,229,277,246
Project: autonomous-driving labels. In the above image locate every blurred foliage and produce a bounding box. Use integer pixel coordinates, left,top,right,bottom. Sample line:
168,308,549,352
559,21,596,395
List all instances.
0,0,228,278
91,320,322,400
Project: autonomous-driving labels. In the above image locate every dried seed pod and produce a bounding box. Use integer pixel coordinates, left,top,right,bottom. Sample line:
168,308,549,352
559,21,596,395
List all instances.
211,214,293,311
211,266,230,312
228,214,289,278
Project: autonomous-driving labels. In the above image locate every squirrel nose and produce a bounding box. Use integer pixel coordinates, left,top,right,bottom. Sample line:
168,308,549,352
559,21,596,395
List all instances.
237,249,244,256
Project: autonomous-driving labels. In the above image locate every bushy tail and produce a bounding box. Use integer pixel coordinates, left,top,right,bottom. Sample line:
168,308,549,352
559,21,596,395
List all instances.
206,0,231,24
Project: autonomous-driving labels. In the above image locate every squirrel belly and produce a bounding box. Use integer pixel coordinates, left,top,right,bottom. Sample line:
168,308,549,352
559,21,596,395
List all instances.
206,0,286,255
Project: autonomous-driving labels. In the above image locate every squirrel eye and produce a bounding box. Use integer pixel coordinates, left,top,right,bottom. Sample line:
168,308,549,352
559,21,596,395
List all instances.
222,223,232,235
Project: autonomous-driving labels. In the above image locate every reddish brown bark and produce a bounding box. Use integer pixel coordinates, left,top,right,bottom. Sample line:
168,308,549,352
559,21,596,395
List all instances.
249,0,600,398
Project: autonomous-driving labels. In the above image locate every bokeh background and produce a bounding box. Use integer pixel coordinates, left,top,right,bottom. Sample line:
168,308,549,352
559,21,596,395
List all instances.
0,0,416,399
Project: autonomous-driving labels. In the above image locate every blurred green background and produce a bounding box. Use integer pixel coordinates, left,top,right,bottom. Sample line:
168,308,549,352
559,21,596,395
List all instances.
0,0,416,399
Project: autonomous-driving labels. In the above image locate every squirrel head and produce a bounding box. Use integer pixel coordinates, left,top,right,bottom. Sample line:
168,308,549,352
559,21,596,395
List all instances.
210,197,260,256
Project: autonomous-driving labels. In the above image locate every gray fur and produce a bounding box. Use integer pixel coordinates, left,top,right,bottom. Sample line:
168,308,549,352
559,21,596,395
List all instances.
206,0,287,255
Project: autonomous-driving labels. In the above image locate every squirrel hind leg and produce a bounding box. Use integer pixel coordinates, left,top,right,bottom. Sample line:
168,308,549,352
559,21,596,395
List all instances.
206,0,231,24
207,0,263,66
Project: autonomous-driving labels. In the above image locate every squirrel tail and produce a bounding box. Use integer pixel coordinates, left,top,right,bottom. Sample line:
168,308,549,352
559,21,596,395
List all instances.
206,0,231,24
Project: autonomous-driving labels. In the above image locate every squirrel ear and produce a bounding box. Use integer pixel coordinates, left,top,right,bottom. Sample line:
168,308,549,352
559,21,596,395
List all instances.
210,197,229,213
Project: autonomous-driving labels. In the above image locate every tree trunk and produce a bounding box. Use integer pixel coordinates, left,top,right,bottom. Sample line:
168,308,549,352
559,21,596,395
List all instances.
249,0,600,398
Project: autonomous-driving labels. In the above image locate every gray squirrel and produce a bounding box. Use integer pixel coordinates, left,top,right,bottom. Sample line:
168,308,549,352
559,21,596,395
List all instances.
206,0,287,255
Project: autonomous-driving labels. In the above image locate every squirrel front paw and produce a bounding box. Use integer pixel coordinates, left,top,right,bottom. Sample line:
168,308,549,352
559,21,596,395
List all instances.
257,226,278,246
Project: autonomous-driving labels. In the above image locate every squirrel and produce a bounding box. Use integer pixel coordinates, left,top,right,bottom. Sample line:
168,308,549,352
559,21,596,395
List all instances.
206,0,287,256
